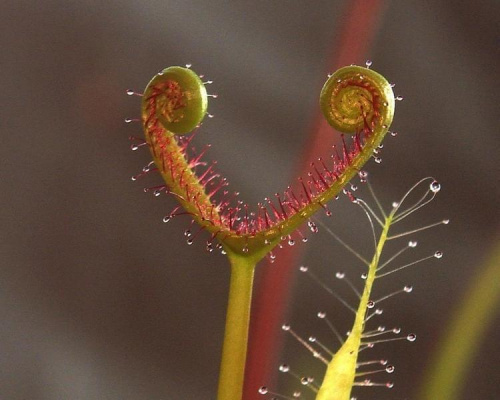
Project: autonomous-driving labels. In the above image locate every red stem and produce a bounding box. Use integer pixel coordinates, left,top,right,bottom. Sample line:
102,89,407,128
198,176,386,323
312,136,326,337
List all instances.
243,1,388,398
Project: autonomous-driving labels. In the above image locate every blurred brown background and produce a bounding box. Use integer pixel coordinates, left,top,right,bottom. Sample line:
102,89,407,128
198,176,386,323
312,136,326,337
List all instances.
1,1,499,399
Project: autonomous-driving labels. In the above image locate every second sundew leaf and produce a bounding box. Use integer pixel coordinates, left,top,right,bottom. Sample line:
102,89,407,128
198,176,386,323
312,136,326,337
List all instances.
315,212,394,400
141,65,395,261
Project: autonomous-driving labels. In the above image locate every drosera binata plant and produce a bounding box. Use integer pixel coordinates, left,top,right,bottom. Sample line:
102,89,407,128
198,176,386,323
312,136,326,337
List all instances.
127,63,398,399
259,177,448,399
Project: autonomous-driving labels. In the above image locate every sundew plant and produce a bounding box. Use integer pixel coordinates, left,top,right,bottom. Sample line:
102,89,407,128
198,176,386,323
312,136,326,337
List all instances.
125,61,452,400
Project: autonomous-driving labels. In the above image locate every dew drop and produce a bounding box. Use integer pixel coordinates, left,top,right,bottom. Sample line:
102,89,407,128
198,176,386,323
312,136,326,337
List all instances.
430,180,441,193
350,184,358,191
130,144,139,151
404,285,413,293
163,215,171,223
392,202,399,208
279,364,290,372
184,229,191,237
293,392,301,398
308,336,316,343
434,251,443,259
299,265,309,272
392,327,401,334
377,326,386,332
185,63,192,68
126,89,134,96
186,238,193,245
408,240,418,248
258,386,268,394
300,377,309,385
335,271,345,279
443,219,450,224
302,237,308,243
390,131,398,137
395,95,404,101
390,83,396,88
282,324,291,331
386,365,395,373
361,273,368,280
383,101,389,107
386,382,394,388
374,157,382,164
367,300,375,309
365,60,373,68
124,118,132,123
270,252,276,260
358,170,368,180
308,221,319,233
375,309,383,315
407,333,417,342
288,238,295,246
131,175,138,181
380,359,388,365
153,189,162,197
242,245,249,253
317,311,326,319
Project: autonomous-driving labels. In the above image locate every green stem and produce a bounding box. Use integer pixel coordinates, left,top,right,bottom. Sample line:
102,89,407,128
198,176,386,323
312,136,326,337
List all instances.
419,239,500,400
217,252,257,400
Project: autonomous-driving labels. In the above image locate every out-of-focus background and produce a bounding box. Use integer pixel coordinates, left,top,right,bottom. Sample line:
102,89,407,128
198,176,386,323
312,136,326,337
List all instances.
1,1,498,399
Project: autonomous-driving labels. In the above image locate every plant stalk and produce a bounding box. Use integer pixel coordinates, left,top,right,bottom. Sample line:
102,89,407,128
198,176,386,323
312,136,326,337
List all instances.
217,252,256,400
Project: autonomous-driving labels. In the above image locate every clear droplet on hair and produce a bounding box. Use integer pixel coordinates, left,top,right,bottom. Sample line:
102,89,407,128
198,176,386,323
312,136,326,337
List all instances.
367,300,375,309
258,386,268,394
386,382,394,388
374,157,382,164
390,131,398,136
407,333,417,342
365,60,373,68
335,271,345,279
299,265,308,272
279,364,290,372
395,95,404,101
404,285,413,293
443,219,450,224
282,324,291,331
375,309,383,315
308,221,319,233
126,89,134,96
184,229,191,237
308,336,316,343
408,241,418,248
317,311,326,319
186,238,193,245
163,215,171,223
293,391,301,398
434,251,443,259
361,273,368,280
392,327,401,334
430,180,441,193
392,202,399,208
386,365,395,373
288,238,295,246
130,144,139,151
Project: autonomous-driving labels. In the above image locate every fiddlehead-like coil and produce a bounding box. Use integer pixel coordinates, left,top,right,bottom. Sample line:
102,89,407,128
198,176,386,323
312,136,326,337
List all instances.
320,66,394,134
139,65,395,261
145,66,208,135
